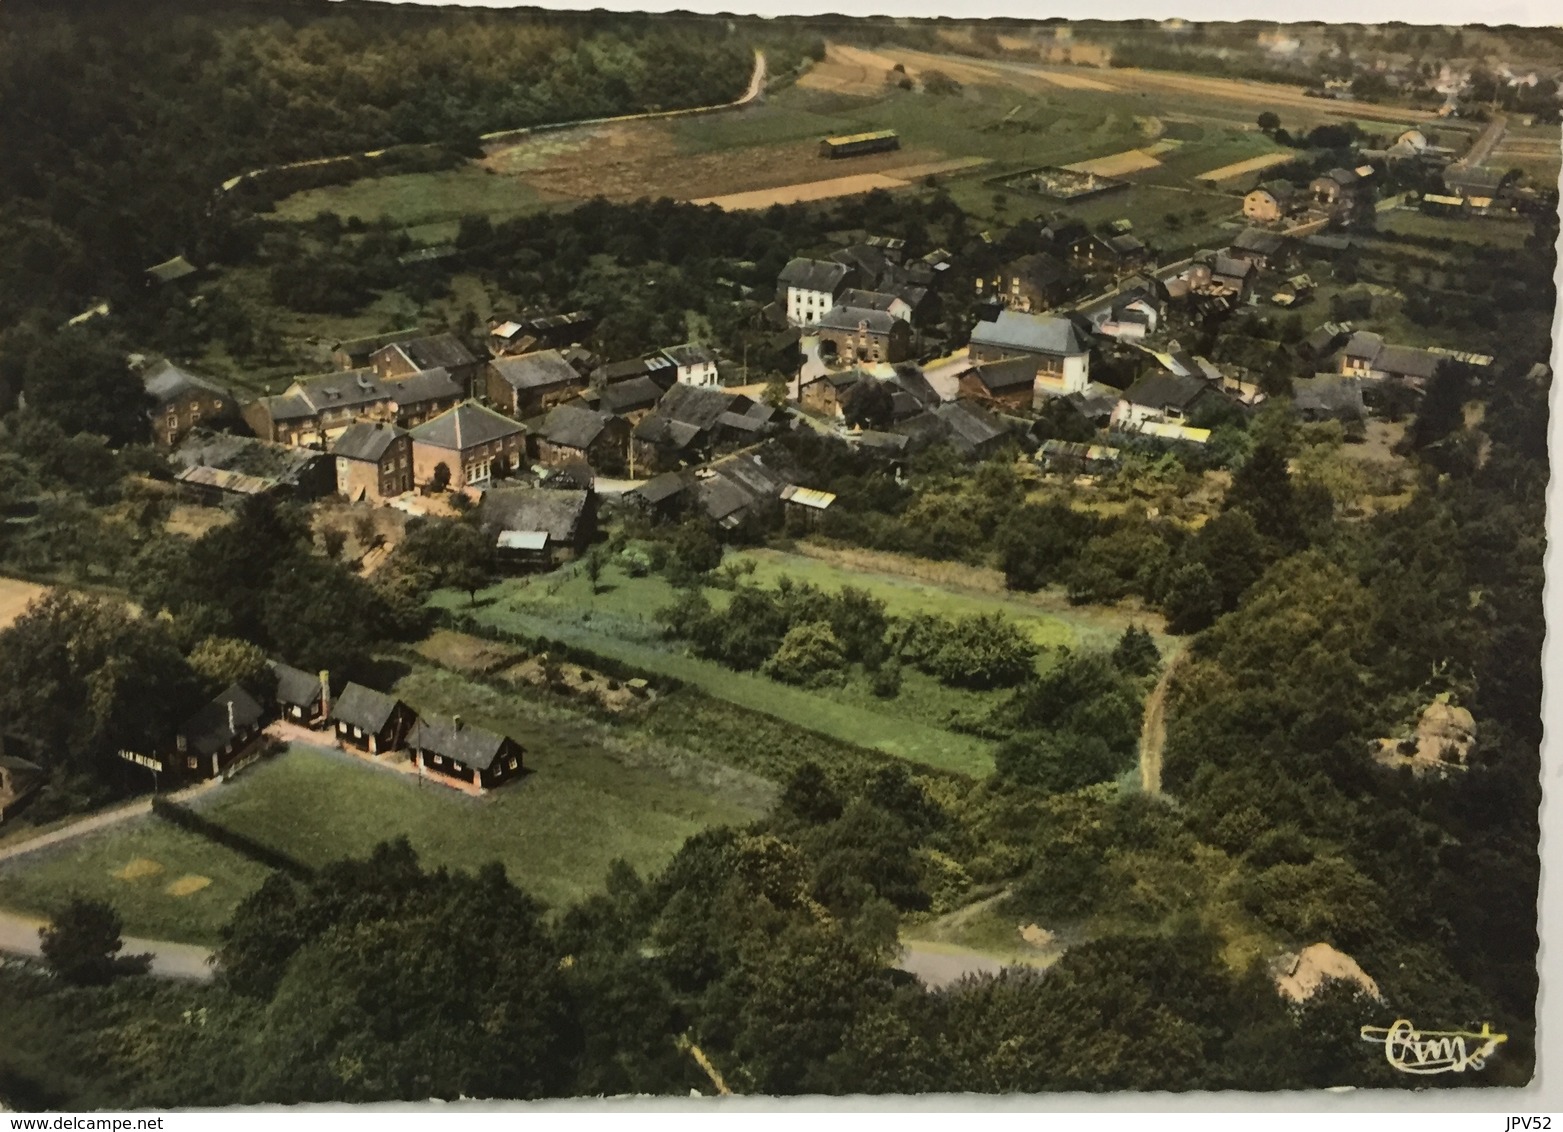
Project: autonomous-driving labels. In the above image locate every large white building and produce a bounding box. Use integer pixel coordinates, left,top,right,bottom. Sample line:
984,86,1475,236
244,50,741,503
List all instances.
778,258,853,327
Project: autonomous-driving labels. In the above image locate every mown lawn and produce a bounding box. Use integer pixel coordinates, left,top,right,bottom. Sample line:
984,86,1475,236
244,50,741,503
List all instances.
0,819,272,944
193,708,763,913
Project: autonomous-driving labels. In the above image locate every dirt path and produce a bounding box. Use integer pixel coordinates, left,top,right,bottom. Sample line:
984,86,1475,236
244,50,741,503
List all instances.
0,908,213,981
0,778,218,866
1138,652,1183,795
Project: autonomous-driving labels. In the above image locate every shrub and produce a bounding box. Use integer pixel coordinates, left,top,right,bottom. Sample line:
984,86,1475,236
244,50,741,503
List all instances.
764,621,847,687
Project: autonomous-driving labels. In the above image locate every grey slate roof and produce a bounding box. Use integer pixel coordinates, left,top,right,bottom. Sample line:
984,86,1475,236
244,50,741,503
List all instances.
1293,375,1366,417
407,715,515,772
662,344,718,369
330,421,407,463
889,365,941,407
480,487,591,544
491,350,584,393
410,402,524,452
818,305,899,335
1211,254,1256,280
179,685,265,758
971,357,1040,392
934,401,1008,453
171,431,325,486
969,310,1089,357
330,683,404,734
632,471,693,505
779,258,851,294
599,376,664,415
270,662,324,710
1230,227,1285,256
289,369,393,414
386,333,477,372
1123,372,1212,412
837,288,904,313
1374,344,1441,380
595,356,675,384
633,385,741,444
540,404,612,450
388,367,463,408
143,359,231,407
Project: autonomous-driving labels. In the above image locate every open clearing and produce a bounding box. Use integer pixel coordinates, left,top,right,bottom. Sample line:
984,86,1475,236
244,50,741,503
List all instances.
796,43,907,94
1196,151,1298,181
1065,148,1164,177
0,577,46,630
691,157,987,210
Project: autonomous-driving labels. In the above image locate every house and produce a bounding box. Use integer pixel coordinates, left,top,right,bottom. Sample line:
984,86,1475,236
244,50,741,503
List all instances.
330,329,422,371
330,421,413,501
330,683,414,754
1209,254,1258,299
481,486,596,569
932,400,1011,460
370,333,482,396
1038,438,1122,474
598,375,665,423
244,368,456,447
694,446,801,530
1243,180,1299,224
1072,279,1163,342
800,369,867,419
1292,375,1367,421
778,259,854,327
1309,167,1371,220
959,357,1041,412
407,715,524,793
270,662,328,726
409,402,527,492
0,754,43,824
594,354,678,391
819,129,899,158
143,359,240,448
717,399,784,444
816,306,913,365
1336,332,1443,386
170,430,334,504
534,403,628,471
487,350,590,419
662,344,721,388
173,684,266,779
1442,165,1507,203
489,310,594,357
625,471,694,523
974,253,1078,313
888,364,943,411
630,385,752,474
837,288,914,322
1300,321,1353,361
1227,227,1287,270
1071,233,1149,273
968,310,1091,392
1112,372,1227,428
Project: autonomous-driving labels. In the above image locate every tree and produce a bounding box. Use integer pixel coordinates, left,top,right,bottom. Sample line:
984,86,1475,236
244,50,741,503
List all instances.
1257,111,1281,133
430,462,452,493
19,331,151,445
841,379,895,430
38,897,150,986
1226,441,1303,550
188,636,272,694
1111,625,1161,677
765,621,847,686
921,70,961,96
584,547,606,595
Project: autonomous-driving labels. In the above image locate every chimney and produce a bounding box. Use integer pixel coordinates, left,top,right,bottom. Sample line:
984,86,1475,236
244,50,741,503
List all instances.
227,697,237,736
319,670,331,719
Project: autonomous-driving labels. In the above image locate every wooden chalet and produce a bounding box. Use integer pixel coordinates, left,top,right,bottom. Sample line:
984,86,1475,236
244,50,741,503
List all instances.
407,714,524,793
330,683,414,754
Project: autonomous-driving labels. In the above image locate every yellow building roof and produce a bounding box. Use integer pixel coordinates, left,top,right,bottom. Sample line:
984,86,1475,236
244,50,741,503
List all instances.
823,129,899,146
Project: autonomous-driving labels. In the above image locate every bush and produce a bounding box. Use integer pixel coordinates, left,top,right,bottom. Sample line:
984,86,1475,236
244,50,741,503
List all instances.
764,621,847,687
38,897,151,986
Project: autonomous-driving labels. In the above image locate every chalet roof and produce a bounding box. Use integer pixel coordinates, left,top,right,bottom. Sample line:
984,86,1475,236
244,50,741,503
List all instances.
778,258,851,293
410,402,524,452
330,421,408,463
1123,372,1213,411
388,367,463,408
490,349,584,392
662,343,719,369
143,359,231,407
146,255,198,284
969,310,1089,357
480,487,590,544
382,333,478,372
818,305,899,335
539,403,613,451
330,683,404,734
407,714,514,772
270,662,323,710
599,376,665,415
179,685,264,758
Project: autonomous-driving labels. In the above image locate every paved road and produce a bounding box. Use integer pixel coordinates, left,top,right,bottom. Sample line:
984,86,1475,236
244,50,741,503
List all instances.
1451,113,1508,170
0,908,215,981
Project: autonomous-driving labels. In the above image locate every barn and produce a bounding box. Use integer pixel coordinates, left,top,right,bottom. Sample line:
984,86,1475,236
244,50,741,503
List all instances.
819,130,900,159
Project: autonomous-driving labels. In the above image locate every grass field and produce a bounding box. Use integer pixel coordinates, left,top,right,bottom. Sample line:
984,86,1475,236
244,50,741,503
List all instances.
0,577,47,630
270,167,563,228
0,819,273,943
1373,208,1534,250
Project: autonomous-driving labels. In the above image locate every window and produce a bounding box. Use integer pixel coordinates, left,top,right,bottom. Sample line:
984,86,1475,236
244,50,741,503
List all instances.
187,757,198,770
353,726,364,738
507,756,518,770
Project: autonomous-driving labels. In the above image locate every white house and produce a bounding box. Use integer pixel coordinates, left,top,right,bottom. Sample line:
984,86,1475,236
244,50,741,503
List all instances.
967,310,1091,394
661,344,720,388
778,258,853,327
